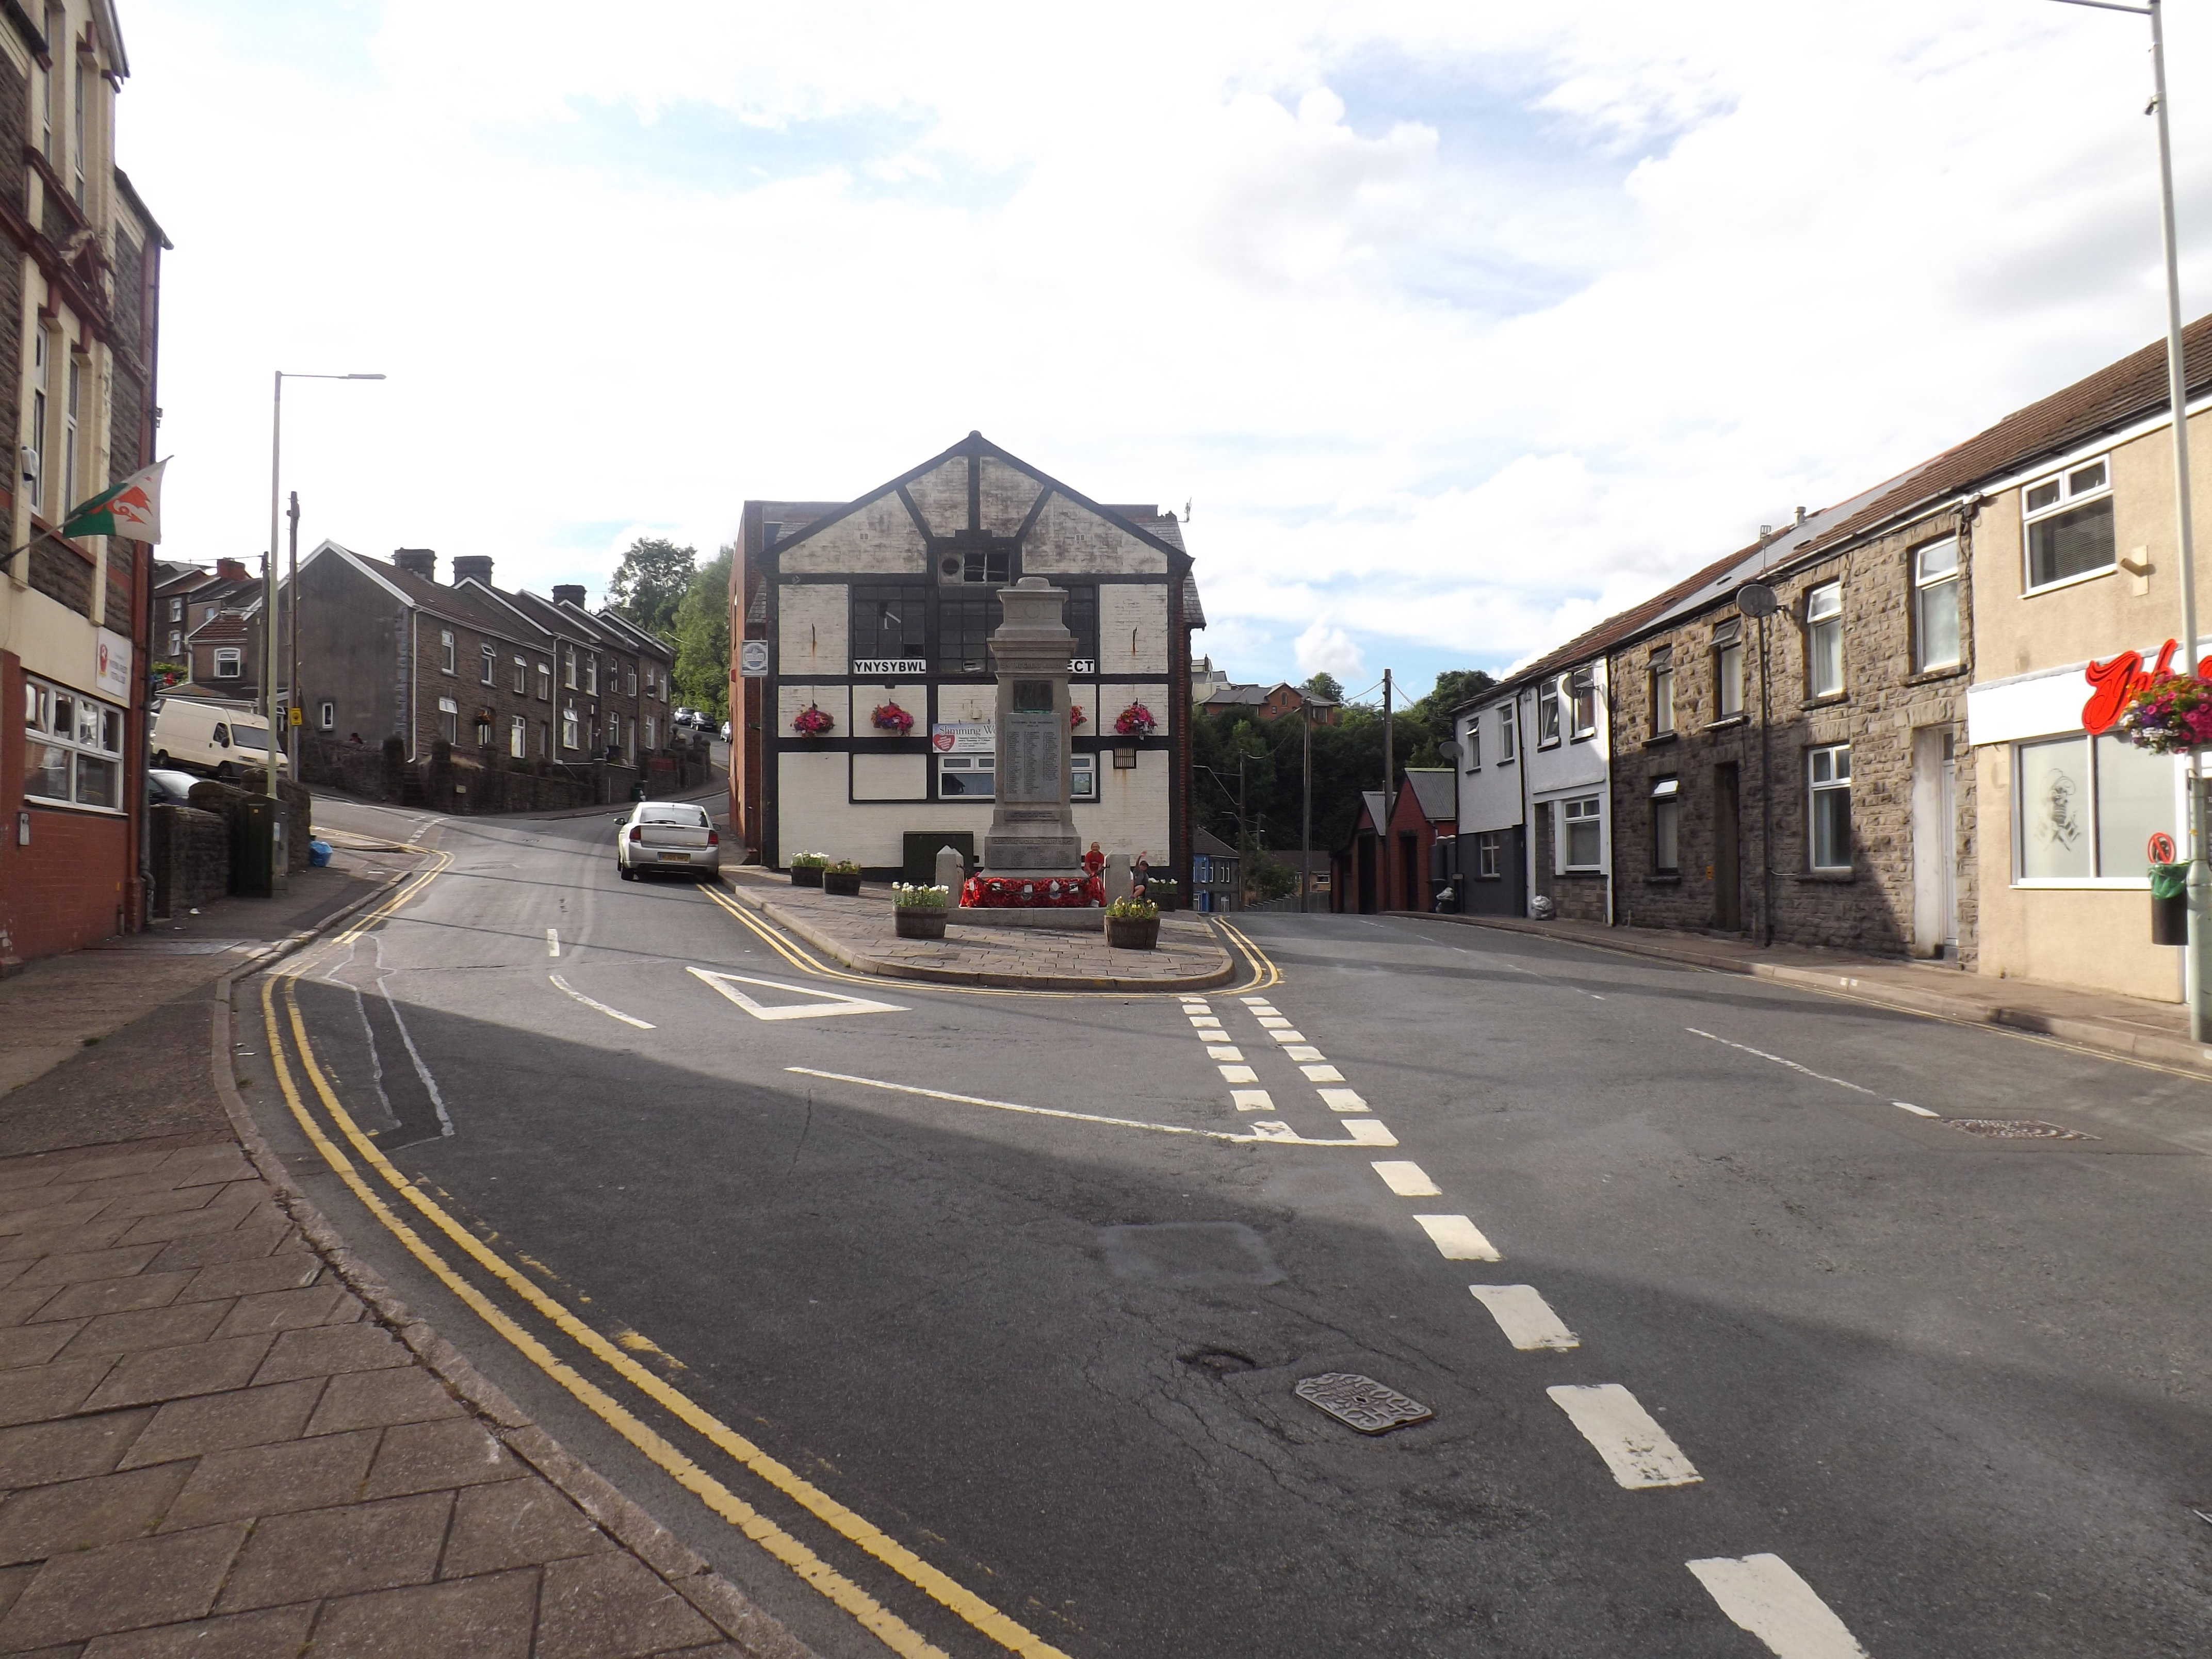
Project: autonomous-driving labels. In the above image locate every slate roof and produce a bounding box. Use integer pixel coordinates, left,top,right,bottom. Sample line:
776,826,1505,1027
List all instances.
1401,769,1456,823
357,553,538,639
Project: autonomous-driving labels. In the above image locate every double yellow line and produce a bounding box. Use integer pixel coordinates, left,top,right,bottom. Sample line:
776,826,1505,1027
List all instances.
259,962,1074,1659
338,846,451,944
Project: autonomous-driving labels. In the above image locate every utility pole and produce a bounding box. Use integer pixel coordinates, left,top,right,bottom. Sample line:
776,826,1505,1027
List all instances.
1235,745,1247,908
1380,669,1394,913
286,491,300,776
1300,692,1313,915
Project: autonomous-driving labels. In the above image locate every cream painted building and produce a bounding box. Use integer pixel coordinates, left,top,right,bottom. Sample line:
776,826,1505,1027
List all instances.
730,433,1203,884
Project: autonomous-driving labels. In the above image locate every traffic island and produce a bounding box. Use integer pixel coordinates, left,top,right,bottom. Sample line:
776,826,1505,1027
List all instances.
727,875,1237,992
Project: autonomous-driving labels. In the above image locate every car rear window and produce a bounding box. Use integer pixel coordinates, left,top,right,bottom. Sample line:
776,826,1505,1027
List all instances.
639,806,709,826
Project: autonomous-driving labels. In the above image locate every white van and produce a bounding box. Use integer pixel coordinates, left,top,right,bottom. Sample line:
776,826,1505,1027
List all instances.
151,697,289,780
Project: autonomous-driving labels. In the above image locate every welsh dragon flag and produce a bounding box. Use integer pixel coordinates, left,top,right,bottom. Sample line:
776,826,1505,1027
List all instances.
62,459,166,542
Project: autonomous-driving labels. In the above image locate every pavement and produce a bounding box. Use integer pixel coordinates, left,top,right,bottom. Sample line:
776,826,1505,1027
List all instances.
202,803,2212,1657
1411,908,2212,1079
727,871,1237,991
0,798,810,1659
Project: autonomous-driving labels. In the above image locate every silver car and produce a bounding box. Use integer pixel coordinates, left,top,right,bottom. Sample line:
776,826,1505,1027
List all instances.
617,802,721,881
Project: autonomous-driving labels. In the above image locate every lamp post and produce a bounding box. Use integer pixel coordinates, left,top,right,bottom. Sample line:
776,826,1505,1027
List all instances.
2050,0,2207,1038
264,371,384,800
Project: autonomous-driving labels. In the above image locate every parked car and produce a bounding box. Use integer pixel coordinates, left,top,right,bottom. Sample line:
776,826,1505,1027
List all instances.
145,767,200,806
616,802,720,881
151,697,288,780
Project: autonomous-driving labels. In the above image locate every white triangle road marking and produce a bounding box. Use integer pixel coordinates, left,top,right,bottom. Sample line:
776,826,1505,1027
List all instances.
687,966,908,1021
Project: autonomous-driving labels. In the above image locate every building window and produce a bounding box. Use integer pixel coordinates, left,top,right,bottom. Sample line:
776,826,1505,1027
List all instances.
2024,456,2113,590
1809,743,1851,870
936,591,1002,676
214,647,242,679
437,696,459,744
852,584,929,667
70,55,85,203
22,674,123,810
166,630,181,657
1537,679,1562,747
1475,832,1500,879
1561,795,1602,870
645,714,656,750
1913,538,1961,670
440,630,456,674
562,646,576,690
1498,704,1516,763
62,356,77,510
1650,652,1674,736
318,701,334,731
479,644,495,685
29,328,46,513
1569,668,1597,739
510,716,527,759
586,655,599,695
1071,751,1098,802
937,754,995,798
1805,581,1843,698
1651,776,1680,873
38,26,51,160
561,705,579,750
626,667,637,696
2014,732,2171,883
1714,624,1745,720
512,656,527,695
538,662,552,701
1463,719,1481,771
168,596,181,624
474,714,493,747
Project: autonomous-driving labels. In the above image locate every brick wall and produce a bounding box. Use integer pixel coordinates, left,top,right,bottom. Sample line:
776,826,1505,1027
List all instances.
149,803,229,917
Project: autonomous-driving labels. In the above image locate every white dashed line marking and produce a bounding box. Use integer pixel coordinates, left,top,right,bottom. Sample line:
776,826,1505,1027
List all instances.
1219,1064,1258,1083
547,974,653,1030
1256,1016,1292,1029
545,927,560,958
1267,1029,1309,1043
1344,1120,1398,1147
1239,997,1273,1006
1372,1161,1440,1196
1413,1214,1500,1261
1685,1028,1876,1095
1282,1044,1325,1062
1686,1555,1869,1657
1547,1384,1701,1488
1467,1284,1579,1351
1893,1100,1939,1118
1206,1046,1244,1062
1230,1089,1274,1112
1318,1088,1369,1113
1300,1063,1345,1082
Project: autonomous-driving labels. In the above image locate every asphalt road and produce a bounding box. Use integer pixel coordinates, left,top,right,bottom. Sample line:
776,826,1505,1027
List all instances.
237,798,2212,1658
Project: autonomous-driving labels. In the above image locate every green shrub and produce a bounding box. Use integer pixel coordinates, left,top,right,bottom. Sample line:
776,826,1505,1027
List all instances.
790,851,829,869
1106,896,1158,921
831,859,861,875
894,883,950,908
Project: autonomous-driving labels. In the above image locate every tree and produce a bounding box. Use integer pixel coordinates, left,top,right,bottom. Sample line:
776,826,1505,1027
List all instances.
1418,669,1495,720
1302,672,1344,704
608,537,696,639
672,545,734,721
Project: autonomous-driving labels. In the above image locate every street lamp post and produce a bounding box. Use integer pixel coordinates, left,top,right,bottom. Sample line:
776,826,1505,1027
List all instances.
2051,0,2208,1038
264,370,384,801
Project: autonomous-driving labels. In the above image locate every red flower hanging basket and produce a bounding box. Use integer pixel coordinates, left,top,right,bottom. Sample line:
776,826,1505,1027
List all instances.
1070,705,1088,729
1114,702,1156,737
871,702,914,735
792,705,835,738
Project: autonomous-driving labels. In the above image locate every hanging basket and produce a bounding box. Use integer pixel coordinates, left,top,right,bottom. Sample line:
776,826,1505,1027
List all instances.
2113,674,2212,755
1114,702,1156,737
792,705,836,738
871,702,914,735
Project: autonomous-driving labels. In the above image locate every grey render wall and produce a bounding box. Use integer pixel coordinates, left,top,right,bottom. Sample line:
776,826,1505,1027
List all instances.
295,555,409,746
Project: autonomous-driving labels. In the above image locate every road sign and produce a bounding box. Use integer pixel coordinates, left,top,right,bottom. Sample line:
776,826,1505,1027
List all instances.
739,640,770,678
2150,831,2178,864
288,705,302,727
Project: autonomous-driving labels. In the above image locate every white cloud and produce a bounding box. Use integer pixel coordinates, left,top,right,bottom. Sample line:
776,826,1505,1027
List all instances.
113,0,2212,676
1295,619,1363,684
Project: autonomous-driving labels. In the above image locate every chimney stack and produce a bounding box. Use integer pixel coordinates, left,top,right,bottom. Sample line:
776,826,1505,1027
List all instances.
216,558,249,582
393,548,437,581
451,555,494,587
551,583,587,608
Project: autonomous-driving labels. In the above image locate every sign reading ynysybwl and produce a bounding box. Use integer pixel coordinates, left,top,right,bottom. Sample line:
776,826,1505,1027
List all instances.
853,658,926,676
62,459,166,542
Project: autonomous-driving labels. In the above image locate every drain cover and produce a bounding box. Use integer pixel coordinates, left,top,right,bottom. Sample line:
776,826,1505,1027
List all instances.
1294,1373,1433,1434
1943,1117,2098,1141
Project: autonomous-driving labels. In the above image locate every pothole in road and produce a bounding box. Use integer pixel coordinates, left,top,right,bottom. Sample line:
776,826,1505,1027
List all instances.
1181,1347,1257,1376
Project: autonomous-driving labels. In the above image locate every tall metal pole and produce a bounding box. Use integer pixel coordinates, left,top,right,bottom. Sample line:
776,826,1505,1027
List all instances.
1759,612,1774,948
1381,668,1394,912
262,371,282,799
1300,694,1313,915
2150,0,2212,1041
286,490,300,775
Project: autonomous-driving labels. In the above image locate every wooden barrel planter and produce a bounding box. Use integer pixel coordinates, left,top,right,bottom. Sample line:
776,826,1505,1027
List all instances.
1105,914,1160,950
824,869,863,897
791,865,824,887
895,908,948,940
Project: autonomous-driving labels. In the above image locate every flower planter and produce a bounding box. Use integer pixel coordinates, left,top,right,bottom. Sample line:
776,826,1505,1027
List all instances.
824,870,863,897
791,866,824,887
1105,915,1160,950
895,908,948,940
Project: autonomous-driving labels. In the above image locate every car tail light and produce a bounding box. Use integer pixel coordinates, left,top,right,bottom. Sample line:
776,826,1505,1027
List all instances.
707,830,719,846
628,825,641,842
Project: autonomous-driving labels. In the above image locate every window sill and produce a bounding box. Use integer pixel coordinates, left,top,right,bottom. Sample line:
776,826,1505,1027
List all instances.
1802,693,1848,710
1704,715,1749,731
1902,664,1966,687
24,795,126,818
2023,563,2116,599
1645,874,1681,886
1558,868,1606,878
1570,731,1599,744
1642,732,1679,748
1794,870,1857,883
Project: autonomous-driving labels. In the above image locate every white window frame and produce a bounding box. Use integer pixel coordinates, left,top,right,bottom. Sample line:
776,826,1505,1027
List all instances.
626,666,637,696
936,754,996,799
510,715,527,759
1559,794,1603,872
1805,581,1844,699
1809,742,1852,871
22,673,124,812
587,654,599,695
1498,703,1516,763
440,629,456,674
1651,775,1680,873
1651,656,1675,737
480,643,496,685
2011,732,2173,889
537,662,552,701
1537,680,1562,747
437,695,459,744
213,647,242,679
1569,667,1598,740
62,354,77,511
562,646,577,690
1913,537,1962,671
1071,750,1098,802
2022,452,2115,594
318,700,334,731
28,327,46,514
1475,832,1500,879
1714,631,1745,721
168,596,181,623
166,630,181,657
512,655,527,695
1462,719,1481,772
561,704,579,750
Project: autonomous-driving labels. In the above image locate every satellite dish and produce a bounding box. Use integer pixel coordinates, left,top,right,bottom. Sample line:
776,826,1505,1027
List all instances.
1438,739,1462,765
1735,582,1779,618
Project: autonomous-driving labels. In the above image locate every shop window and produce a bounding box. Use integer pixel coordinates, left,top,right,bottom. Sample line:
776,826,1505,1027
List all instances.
937,754,995,798
1806,582,1843,697
2015,733,2172,883
1537,680,1562,747
21,675,122,811
1650,652,1675,736
1569,668,1597,739
1713,623,1744,719
1809,743,1851,870
1562,795,1602,870
2024,456,2114,589
1652,776,1680,873
1913,538,1961,670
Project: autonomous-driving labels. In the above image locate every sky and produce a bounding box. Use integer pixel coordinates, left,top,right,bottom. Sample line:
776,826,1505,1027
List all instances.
116,0,2212,703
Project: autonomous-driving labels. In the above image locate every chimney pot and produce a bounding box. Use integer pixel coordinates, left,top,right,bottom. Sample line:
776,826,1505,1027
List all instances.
551,583,587,608
452,555,494,587
393,548,437,581
216,558,248,581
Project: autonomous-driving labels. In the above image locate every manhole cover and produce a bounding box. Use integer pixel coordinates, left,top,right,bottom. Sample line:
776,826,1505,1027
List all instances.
1294,1372,1433,1434
1942,1118,2097,1142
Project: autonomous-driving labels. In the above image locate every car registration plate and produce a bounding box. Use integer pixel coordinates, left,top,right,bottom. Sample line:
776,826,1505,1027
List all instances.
661,851,691,862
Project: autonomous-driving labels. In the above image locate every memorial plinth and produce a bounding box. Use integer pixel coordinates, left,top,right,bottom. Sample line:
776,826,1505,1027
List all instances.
982,577,1082,875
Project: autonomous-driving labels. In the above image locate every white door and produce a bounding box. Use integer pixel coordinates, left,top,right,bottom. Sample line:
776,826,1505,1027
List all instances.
1911,727,1958,958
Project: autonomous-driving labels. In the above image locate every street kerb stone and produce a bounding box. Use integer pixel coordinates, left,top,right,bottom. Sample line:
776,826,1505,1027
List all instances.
214,1491,452,1611
534,1553,720,1659
159,1427,381,1530
441,1476,615,1579
76,1602,316,1659
0,1409,152,1489
0,1463,192,1567
0,1520,250,1648
307,1568,538,1659
117,1379,324,1468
